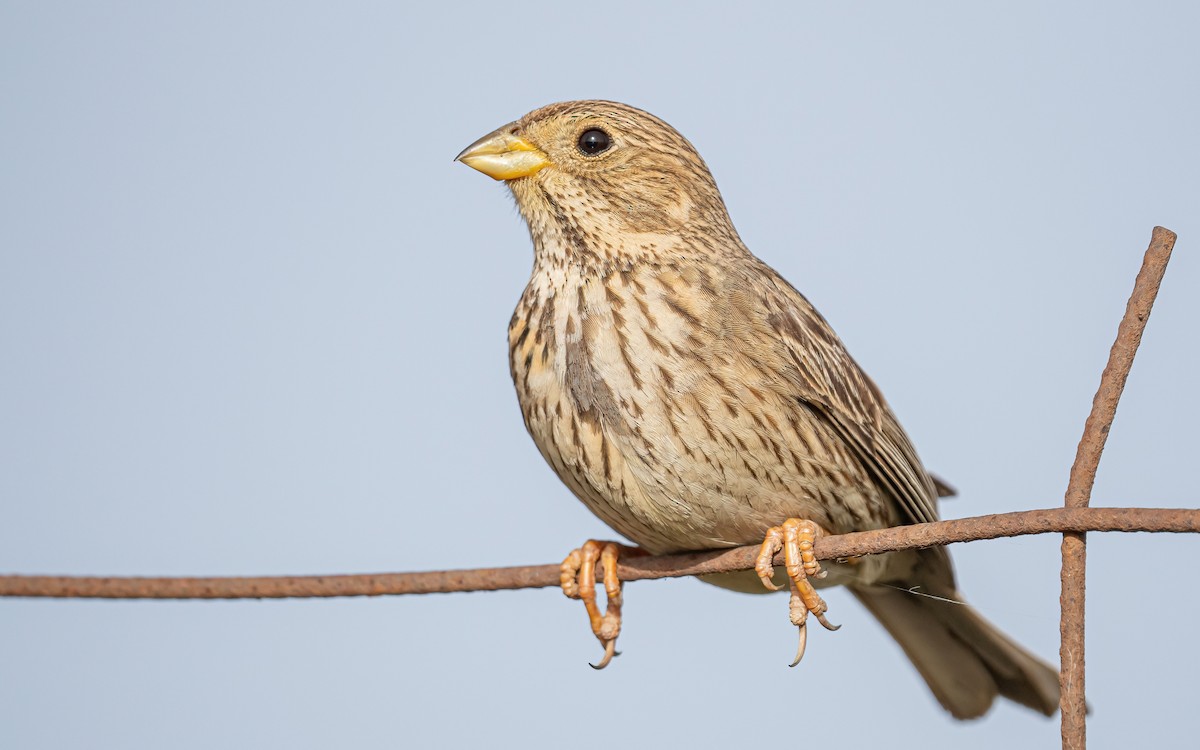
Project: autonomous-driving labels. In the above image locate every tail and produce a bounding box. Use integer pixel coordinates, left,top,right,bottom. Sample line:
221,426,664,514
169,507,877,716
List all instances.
851,571,1060,719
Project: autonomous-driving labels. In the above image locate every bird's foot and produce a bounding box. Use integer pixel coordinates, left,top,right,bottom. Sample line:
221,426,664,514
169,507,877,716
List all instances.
560,540,638,669
754,518,842,666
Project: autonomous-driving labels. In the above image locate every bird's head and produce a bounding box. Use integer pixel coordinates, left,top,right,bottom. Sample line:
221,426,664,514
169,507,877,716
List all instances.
456,100,742,266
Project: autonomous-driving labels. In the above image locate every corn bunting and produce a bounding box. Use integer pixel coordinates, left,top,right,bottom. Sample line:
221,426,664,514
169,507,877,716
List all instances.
457,101,1059,719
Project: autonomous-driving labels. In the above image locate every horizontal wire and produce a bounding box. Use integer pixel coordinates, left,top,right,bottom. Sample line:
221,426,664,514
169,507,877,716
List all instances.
1,506,1195,600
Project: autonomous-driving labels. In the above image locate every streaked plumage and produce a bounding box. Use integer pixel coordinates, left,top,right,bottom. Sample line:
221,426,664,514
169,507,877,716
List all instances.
459,100,1060,719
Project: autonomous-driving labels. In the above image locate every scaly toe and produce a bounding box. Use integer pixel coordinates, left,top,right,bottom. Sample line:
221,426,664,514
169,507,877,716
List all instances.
756,528,785,591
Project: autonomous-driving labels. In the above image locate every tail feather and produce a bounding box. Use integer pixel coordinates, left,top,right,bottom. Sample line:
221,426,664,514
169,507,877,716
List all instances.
852,584,1061,719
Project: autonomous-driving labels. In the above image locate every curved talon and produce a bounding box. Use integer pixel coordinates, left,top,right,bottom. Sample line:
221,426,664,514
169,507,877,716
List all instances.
589,640,618,670
758,572,782,591
814,612,841,632
758,576,783,591
788,624,808,668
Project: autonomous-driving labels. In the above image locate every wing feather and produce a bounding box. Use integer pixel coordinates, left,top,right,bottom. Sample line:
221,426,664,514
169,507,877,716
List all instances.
746,263,941,526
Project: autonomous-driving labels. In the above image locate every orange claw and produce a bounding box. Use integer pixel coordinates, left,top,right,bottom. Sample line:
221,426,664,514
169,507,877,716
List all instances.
757,518,841,666
560,540,627,669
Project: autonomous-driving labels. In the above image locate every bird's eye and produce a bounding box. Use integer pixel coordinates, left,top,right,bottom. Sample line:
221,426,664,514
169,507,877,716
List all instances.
577,129,612,155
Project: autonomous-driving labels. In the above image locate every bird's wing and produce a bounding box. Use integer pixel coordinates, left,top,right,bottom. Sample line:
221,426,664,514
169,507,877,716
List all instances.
743,263,940,526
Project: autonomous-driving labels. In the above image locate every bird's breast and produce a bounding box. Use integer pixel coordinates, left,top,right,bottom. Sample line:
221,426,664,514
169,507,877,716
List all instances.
508,264,888,553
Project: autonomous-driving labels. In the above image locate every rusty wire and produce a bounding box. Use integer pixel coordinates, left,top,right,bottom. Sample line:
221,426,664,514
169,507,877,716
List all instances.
0,227,1187,750
1058,226,1175,749
0,506,1196,600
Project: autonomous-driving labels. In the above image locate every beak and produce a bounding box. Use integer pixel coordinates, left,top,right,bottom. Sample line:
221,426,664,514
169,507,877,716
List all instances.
455,125,551,181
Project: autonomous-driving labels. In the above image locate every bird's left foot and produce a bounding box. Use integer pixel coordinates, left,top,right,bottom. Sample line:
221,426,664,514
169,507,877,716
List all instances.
754,518,842,666
560,540,638,669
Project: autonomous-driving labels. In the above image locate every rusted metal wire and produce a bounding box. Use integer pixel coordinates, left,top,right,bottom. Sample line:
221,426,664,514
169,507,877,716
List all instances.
1058,227,1176,747
1,506,1194,599
1058,226,1175,749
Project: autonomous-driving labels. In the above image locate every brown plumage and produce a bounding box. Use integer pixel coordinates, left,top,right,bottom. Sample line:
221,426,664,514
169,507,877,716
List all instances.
457,100,1060,719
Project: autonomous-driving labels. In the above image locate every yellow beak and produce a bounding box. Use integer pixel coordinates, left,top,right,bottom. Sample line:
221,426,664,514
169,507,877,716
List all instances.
455,126,550,181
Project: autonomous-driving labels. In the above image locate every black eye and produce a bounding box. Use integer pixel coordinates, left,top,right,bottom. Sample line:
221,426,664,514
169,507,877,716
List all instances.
577,129,611,155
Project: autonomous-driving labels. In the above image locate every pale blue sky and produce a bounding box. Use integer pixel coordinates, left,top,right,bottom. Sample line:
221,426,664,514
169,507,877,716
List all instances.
2,2,1197,747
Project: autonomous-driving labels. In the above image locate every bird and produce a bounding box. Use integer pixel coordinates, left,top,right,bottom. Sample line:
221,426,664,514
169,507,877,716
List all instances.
455,100,1061,719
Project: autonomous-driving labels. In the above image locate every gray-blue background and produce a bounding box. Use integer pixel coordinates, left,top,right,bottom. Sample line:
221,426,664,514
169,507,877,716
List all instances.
2,2,1196,747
